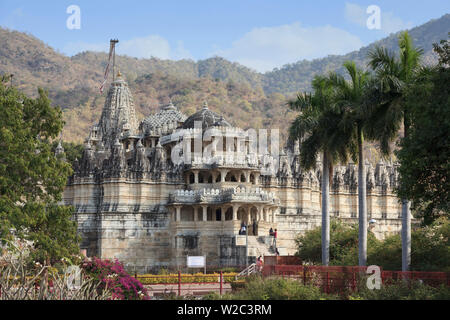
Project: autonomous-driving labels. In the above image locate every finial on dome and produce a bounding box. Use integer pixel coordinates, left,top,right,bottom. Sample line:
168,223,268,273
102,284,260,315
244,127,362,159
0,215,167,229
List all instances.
55,139,64,156
117,69,122,78
202,101,209,110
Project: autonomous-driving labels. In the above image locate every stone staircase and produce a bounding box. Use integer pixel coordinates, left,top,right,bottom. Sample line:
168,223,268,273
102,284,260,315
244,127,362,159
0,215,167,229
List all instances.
247,236,275,258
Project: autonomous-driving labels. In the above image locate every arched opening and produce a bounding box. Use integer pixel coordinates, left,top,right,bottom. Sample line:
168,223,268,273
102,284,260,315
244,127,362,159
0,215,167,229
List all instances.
181,206,194,221
250,207,258,235
216,173,221,183
240,174,246,182
208,174,213,183
189,172,195,184
197,208,203,221
250,174,255,184
225,207,233,220
199,172,205,183
207,207,213,221
167,146,172,164
238,207,247,224
215,208,222,221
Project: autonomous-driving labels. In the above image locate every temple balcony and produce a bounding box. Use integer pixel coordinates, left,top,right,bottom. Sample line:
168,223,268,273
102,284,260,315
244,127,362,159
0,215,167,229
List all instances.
167,200,278,236
168,187,278,206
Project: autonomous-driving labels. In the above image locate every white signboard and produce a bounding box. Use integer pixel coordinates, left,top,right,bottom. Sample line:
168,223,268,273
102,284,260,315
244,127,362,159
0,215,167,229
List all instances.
235,235,247,246
187,256,206,268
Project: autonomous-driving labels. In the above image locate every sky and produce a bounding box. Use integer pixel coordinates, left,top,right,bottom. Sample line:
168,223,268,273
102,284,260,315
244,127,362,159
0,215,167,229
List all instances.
0,0,448,72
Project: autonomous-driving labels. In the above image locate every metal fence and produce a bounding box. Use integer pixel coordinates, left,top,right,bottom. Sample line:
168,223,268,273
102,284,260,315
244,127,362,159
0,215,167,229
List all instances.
136,272,234,298
261,265,450,294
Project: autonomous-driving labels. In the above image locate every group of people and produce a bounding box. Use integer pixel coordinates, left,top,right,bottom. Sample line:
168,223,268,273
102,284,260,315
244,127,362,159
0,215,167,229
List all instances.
238,223,280,255
239,221,258,235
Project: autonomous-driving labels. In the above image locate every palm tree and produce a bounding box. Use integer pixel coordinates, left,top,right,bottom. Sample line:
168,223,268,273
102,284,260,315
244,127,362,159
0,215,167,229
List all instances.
367,31,424,271
324,61,372,266
288,76,353,266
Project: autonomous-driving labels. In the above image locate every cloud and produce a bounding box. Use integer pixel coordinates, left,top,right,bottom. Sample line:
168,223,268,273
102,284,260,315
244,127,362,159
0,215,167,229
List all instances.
116,35,171,59
344,2,367,27
0,7,25,30
345,2,413,34
63,35,192,60
213,22,363,72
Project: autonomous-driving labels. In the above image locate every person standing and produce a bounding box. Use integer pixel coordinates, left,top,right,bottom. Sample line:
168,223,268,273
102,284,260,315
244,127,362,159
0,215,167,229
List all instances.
272,229,277,249
253,220,258,236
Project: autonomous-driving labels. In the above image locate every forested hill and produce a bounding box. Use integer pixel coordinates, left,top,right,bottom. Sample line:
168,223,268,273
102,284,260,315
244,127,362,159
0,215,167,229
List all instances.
0,14,448,142
263,14,450,94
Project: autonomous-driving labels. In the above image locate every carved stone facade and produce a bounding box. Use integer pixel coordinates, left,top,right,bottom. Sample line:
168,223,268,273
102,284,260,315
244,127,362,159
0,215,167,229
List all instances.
63,74,403,272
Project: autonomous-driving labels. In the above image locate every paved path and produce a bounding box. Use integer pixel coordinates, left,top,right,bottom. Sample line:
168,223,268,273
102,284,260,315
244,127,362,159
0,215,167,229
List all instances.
144,283,232,298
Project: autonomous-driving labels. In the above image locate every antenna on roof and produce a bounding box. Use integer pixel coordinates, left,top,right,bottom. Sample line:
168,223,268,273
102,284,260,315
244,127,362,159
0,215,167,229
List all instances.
99,39,119,94
111,39,119,82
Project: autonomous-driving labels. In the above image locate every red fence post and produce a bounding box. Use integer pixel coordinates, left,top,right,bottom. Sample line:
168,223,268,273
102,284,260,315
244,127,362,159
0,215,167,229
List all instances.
178,271,181,297
326,272,329,294
352,271,356,291
220,271,223,295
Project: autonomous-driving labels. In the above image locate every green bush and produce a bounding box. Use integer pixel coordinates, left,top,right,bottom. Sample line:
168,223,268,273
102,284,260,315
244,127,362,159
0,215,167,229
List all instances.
296,219,380,266
205,276,339,300
296,217,450,272
370,217,450,271
351,280,450,300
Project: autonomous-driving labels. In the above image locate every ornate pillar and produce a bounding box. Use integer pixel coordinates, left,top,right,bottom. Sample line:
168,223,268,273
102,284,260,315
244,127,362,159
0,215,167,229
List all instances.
221,207,226,221
245,171,250,184
232,204,239,221
212,172,218,183
254,173,260,185
257,205,264,221
202,205,207,221
193,170,199,184
220,169,228,182
175,206,181,222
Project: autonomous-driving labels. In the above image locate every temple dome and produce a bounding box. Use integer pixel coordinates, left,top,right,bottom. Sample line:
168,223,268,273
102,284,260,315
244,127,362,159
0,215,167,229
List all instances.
140,102,187,134
182,101,231,129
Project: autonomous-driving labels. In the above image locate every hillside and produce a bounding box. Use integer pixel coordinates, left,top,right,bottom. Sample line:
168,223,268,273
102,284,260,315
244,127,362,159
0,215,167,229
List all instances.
263,14,450,94
0,14,448,143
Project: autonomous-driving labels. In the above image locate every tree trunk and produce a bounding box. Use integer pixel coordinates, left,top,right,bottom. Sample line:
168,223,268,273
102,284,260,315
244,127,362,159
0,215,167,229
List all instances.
402,200,411,272
402,118,411,272
358,129,367,266
321,152,330,266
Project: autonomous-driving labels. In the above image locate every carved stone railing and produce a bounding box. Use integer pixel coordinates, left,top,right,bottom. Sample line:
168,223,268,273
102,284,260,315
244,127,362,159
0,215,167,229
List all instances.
168,187,278,205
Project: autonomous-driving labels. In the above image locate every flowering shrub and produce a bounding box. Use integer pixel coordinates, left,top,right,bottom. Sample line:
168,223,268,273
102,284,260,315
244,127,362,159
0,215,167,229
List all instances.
137,272,237,285
81,257,149,300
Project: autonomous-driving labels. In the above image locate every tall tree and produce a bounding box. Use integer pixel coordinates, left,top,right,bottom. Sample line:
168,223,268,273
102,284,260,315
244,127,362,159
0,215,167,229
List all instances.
0,78,80,264
288,76,353,265
367,31,424,271
324,61,372,266
396,38,450,225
